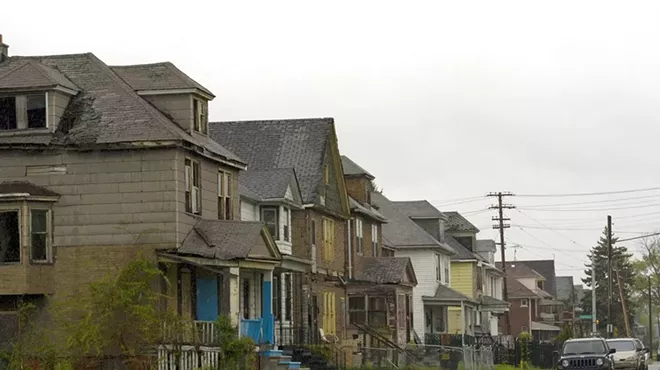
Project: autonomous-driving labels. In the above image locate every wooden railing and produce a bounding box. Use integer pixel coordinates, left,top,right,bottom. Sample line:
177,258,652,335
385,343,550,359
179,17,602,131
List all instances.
161,320,217,346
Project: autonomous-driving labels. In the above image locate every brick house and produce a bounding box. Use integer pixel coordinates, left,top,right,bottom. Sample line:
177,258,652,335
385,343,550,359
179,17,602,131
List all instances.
341,156,417,346
209,118,352,343
0,37,283,350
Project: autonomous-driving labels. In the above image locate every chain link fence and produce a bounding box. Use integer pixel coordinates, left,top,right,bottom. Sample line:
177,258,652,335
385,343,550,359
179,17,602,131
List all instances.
349,345,494,370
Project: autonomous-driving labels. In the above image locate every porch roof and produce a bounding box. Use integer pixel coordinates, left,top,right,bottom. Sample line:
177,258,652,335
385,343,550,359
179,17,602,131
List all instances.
422,284,478,306
531,321,561,332
177,220,282,261
479,295,510,310
353,256,417,285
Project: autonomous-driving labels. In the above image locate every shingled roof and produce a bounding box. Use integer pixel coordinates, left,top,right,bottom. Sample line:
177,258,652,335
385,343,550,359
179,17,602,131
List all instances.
209,118,336,205
443,211,480,233
498,262,545,279
446,236,484,261
507,278,539,299
0,54,243,168
0,181,59,197
353,257,417,285
350,197,387,222
423,284,475,304
111,62,214,97
372,191,454,254
514,260,557,297
392,200,445,219
178,220,280,261
239,168,303,206
341,155,374,179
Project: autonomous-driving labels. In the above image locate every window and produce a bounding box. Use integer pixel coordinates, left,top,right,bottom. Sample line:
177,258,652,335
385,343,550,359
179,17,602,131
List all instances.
193,98,208,134
323,218,335,261
283,208,290,242
537,280,544,290
242,278,251,319
0,211,20,263
185,159,201,215
368,296,387,327
261,207,279,239
284,274,292,321
436,254,442,281
372,224,379,256
476,267,484,292
218,171,232,220
26,95,46,128
30,210,49,262
444,259,450,285
273,274,282,320
323,164,329,185
311,220,316,245
355,218,363,255
349,296,366,325
0,94,47,131
521,299,528,307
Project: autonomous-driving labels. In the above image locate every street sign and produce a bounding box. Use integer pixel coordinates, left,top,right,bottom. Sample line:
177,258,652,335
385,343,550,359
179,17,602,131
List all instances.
580,314,593,320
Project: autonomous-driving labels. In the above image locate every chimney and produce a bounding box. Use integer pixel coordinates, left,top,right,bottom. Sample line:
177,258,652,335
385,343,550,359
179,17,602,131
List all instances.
0,35,8,63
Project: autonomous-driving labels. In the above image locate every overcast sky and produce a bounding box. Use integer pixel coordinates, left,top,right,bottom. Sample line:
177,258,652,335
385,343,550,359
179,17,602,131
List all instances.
6,0,660,284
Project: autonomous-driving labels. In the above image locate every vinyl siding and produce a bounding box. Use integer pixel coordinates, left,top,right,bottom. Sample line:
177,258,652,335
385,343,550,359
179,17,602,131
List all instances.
447,262,475,333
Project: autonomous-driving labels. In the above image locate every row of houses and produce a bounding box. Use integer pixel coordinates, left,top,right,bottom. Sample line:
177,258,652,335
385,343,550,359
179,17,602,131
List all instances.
0,36,577,358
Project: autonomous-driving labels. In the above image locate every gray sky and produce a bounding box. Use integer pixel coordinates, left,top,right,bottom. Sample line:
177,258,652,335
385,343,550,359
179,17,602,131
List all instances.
6,0,660,284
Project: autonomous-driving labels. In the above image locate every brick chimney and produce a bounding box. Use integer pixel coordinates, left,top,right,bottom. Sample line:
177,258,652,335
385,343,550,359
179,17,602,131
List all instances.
0,35,8,63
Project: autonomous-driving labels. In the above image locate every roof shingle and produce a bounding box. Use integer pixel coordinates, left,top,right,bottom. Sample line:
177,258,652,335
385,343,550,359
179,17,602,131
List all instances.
209,118,333,204
392,200,445,219
444,211,480,233
239,168,302,206
353,257,416,285
513,260,557,297
341,155,374,179
178,220,277,260
111,62,214,97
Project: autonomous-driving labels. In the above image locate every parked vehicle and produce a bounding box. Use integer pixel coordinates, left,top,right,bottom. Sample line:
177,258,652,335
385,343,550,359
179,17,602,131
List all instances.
633,338,650,369
556,338,616,370
607,338,650,370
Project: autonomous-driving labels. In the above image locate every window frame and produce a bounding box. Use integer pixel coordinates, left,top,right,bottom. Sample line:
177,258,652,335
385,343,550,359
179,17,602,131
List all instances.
0,93,49,131
284,273,292,321
260,206,279,240
323,217,335,261
355,217,363,255
185,158,202,215
371,224,378,256
521,299,529,307
444,258,450,285
29,208,51,263
0,208,21,264
367,296,388,328
348,295,366,326
192,98,208,134
436,253,442,282
282,207,290,242
218,170,232,220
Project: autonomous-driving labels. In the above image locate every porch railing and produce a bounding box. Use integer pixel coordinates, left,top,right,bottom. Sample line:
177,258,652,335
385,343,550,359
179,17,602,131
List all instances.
240,318,263,344
161,320,217,346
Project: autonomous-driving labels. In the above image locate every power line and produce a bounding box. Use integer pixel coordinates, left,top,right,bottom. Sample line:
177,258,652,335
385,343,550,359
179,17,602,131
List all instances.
618,232,660,243
519,194,660,208
487,191,514,335
429,196,488,207
515,209,590,249
514,224,658,233
518,202,660,212
516,186,660,198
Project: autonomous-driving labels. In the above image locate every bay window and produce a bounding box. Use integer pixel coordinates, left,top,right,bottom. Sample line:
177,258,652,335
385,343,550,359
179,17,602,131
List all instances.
261,207,278,239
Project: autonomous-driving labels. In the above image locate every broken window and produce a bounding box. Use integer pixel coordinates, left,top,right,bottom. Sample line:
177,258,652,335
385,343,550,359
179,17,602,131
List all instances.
0,97,17,130
31,210,48,262
0,211,20,263
26,95,46,128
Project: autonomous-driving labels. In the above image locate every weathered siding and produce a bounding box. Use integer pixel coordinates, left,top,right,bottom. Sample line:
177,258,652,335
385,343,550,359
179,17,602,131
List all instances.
240,199,258,221
318,145,347,217
143,94,193,132
450,262,474,298
48,90,70,133
344,177,370,204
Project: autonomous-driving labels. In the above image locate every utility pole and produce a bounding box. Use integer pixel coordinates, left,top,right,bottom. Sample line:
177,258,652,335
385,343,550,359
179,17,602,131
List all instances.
488,191,515,335
607,215,613,338
592,254,597,334
649,275,652,352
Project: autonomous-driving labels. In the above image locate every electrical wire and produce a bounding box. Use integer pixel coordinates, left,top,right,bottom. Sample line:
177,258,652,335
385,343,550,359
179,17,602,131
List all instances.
516,186,660,198
515,209,590,249
519,194,660,208
518,202,660,212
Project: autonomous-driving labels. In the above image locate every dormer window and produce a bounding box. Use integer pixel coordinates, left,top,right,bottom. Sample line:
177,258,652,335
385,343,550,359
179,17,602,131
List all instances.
193,98,208,134
0,94,47,130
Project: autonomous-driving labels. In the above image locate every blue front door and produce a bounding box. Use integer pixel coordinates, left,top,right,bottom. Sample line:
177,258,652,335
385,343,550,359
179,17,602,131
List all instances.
196,276,218,321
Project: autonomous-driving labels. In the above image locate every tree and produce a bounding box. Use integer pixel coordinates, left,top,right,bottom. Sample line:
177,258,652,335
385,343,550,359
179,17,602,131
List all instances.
582,226,636,336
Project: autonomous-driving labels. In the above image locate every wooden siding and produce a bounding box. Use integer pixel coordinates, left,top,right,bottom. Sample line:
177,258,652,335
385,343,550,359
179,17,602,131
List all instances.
143,94,193,132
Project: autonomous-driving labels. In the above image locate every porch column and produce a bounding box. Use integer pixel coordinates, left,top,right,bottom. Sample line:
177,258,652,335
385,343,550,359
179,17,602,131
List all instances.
263,269,275,345
228,267,240,327
461,301,465,347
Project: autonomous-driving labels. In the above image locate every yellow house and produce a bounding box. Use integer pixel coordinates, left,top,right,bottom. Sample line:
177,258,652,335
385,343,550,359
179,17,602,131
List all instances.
443,213,508,336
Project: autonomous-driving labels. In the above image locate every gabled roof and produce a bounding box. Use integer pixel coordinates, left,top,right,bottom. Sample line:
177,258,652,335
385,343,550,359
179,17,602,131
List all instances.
111,62,214,97
239,168,303,207
446,236,484,261
498,262,545,280
350,197,387,223
423,284,475,304
513,260,557,297
340,155,374,179
507,278,539,299
371,191,454,254
0,181,59,197
392,200,445,219
443,211,480,233
209,118,348,213
0,54,243,168
476,239,496,253
178,220,281,261
353,256,417,285
0,59,79,92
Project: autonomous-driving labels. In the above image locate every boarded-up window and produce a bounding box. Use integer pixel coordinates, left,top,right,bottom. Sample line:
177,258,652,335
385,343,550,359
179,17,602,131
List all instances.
323,218,335,261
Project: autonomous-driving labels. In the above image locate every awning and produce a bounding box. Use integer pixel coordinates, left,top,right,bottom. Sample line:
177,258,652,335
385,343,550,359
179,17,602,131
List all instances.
531,321,561,332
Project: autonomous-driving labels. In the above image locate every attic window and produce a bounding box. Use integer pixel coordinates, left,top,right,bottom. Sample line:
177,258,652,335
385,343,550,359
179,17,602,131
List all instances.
193,98,208,134
0,94,47,131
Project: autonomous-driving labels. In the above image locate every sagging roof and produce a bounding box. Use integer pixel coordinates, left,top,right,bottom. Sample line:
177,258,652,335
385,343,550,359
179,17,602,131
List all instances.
443,211,480,233
111,62,214,97
0,181,59,197
350,196,387,223
209,118,338,205
341,155,374,179
371,191,454,254
353,256,417,285
0,54,243,168
178,220,281,261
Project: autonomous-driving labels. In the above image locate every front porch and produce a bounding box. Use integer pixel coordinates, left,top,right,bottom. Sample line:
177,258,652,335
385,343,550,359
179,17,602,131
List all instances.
478,295,510,335
422,284,478,345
